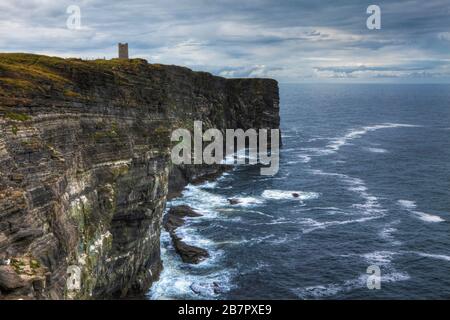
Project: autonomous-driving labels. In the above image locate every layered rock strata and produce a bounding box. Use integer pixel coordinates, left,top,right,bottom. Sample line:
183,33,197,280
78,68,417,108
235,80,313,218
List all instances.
0,53,279,299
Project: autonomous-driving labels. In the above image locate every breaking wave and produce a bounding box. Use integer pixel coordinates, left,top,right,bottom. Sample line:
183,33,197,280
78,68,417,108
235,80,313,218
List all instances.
397,200,444,223
364,147,388,153
296,123,418,161
262,189,319,201
325,123,419,154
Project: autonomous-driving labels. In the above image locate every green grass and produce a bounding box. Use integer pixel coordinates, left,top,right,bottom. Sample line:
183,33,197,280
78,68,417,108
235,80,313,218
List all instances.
5,111,31,121
0,53,153,100
11,125,18,135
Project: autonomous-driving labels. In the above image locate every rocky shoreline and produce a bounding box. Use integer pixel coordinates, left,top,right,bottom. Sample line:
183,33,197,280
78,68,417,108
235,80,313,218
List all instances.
163,205,209,264
0,53,280,299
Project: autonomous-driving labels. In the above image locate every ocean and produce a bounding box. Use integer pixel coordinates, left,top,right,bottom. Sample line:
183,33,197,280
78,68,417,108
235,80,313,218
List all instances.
149,83,450,299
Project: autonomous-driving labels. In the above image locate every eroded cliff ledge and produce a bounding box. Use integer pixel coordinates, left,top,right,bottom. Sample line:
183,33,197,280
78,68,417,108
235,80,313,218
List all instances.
0,53,279,299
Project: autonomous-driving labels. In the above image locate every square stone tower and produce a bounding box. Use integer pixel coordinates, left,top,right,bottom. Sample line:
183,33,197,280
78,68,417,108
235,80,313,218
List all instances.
118,43,129,59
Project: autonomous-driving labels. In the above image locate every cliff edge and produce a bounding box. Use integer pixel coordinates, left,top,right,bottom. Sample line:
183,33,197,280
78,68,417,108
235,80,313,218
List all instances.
0,53,279,299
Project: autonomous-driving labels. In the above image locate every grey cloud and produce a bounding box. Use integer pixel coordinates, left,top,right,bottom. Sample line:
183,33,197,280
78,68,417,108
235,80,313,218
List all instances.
0,0,449,82
217,65,283,78
314,60,450,79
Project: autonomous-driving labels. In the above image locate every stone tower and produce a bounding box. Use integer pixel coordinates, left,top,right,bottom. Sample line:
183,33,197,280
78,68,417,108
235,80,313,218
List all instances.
118,43,129,59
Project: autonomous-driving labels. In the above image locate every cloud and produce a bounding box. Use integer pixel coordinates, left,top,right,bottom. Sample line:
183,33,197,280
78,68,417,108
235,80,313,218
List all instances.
0,0,450,82
438,32,450,41
218,65,283,78
314,61,450,79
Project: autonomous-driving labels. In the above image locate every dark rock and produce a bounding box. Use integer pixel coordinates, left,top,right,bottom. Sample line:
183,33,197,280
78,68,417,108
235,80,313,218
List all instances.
213,282,225,294
0,265,26,291
172,236,209,264
292,193,300,198
190,283,202,295
32,277,46,292
163,205,208,264
190,281,225,296
168,205,202,218
163,214,185,233
163,205,201,233
228,198,241,205
11,228,44,243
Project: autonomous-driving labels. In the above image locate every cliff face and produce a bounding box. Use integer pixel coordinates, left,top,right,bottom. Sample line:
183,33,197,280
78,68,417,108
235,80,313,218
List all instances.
0,53,279,299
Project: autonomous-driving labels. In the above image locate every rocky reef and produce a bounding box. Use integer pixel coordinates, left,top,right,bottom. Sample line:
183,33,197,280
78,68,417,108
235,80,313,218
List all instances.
163,205,208,264
0,53,280,299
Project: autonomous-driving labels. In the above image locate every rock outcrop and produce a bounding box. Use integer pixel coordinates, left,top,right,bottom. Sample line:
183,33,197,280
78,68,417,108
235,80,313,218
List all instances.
0,53,280,299
163,205,208,264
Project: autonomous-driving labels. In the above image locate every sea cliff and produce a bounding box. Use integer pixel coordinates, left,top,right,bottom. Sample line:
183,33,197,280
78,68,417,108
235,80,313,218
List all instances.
0,53,279,299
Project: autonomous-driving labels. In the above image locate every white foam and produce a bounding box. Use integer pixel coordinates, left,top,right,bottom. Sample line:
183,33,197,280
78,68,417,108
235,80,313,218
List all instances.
379,227,397,239
307,136,334,142
243,210,274,218
381,272,410,282
297,123,417,164
414,211,444,222
267,234,289,245
222,148,258,165
200,181,218,189
293,270,410,299
397,199,444,223
150,258,235,299
252,217,295,226
286,154,312,164
262,189,319,201
310,169,385,216
150,216,235,299
325,123,419,154
362,250,397,266
216,172,230,181
214,234,279,247
397,199,417,210
174,227,215,248
150,178,241,299
348,185,368,192
171,184,227,217
379,223,401,245
300,147,332,156
239,261,271,275
293,284,342,299
364,147,388,153
249,234,276,244
229,196,264,207
298,155,311,163
299,206,344,213
411,252,450,262
301,216,381,233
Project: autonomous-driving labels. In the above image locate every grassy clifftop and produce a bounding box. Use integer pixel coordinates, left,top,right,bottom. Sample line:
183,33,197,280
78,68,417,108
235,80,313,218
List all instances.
0,53,168,106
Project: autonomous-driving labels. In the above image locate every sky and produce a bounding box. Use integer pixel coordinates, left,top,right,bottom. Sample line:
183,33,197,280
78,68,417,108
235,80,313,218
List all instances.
1,0,450,83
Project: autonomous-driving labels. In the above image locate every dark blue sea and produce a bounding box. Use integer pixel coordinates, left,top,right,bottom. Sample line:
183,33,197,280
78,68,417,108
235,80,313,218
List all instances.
149,84,450,299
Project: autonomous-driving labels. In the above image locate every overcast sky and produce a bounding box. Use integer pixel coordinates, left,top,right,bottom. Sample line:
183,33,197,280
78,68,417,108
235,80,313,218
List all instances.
1,0,450,83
